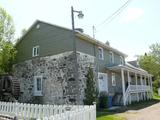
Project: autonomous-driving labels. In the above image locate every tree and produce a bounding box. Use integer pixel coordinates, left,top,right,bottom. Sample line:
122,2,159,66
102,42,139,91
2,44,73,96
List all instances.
139,55,160,77
0,6,16,74
0,41,17,73
84,67,97,105
138,43,160,93
149,43,160,64
0,7,15,42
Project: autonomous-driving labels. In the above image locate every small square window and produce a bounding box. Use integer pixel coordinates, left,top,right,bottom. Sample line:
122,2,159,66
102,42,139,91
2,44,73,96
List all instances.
32,46,39,57
98,47,104,60
34,76,43,96
112,73,116,86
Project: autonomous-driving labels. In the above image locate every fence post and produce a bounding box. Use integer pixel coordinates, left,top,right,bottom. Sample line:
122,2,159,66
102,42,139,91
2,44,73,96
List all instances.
14,102,18,120
93,102,96,120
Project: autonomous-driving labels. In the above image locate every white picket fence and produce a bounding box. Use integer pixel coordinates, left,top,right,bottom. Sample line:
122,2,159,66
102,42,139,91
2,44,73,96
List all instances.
0,101,96,120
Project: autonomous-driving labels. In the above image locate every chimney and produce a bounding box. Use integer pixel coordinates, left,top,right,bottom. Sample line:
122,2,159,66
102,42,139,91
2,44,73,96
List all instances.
75,28,84,33
105,41,110,46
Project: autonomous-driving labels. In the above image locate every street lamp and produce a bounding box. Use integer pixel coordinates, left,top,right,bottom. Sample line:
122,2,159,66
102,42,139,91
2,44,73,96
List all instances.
71,6,84,30
71,6,84,104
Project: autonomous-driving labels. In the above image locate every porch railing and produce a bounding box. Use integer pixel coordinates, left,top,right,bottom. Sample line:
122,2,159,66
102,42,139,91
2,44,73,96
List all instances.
130,85,151,92
124,85,151,105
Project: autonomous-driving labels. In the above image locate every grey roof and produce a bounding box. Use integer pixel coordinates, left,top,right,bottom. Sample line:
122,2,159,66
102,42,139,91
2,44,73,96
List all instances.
107,62,150,76
128,60,140,68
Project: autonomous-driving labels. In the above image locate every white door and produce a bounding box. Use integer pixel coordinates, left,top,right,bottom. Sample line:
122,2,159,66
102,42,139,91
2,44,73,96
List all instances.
98,73,108,92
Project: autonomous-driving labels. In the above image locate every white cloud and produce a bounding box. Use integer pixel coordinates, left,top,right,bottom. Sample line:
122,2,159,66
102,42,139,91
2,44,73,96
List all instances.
121,8,144,22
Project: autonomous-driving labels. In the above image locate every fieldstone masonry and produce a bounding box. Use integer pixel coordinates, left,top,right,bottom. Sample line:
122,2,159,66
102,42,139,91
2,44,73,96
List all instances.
14,51,96,105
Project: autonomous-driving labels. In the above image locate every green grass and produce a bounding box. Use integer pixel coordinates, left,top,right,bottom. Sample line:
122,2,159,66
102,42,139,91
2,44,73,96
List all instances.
97,115,124,120
97,109,125,120
153,94,160,100
96,96,160,120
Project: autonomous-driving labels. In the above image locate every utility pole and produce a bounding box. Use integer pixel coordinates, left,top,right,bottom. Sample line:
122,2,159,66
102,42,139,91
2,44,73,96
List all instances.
92,25,96,39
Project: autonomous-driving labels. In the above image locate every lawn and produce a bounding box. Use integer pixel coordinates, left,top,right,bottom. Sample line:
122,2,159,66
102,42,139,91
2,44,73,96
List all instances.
153,94,160,100
96,96,160,120
97,115,124,120
96,109,125,120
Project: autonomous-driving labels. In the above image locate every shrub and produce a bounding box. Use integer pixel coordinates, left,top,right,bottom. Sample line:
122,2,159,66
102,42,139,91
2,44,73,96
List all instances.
99,91,108,108
84,67,97,105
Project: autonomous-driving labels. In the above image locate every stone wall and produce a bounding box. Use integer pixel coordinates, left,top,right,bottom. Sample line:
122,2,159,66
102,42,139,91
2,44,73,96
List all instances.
13,51,96,105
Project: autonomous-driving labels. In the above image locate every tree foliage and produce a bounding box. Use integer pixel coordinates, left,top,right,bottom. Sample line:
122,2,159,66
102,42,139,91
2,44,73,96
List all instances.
0,7,15,42
84,67,97,105
0,6,16,74
149,43,160,64
139,55,160,77
138,43,160,93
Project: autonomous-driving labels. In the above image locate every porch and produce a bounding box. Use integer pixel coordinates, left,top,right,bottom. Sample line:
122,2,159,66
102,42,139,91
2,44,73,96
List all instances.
108,63,153,106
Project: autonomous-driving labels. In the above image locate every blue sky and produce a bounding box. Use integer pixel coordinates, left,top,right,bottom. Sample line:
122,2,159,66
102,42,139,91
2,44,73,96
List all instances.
0,0,159,60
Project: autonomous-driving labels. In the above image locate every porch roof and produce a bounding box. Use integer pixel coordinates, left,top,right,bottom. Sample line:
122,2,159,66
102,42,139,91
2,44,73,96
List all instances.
107,63,151,76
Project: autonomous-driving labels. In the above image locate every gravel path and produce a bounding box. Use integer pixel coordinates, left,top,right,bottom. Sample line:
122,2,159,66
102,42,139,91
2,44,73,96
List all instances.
118,102,160,120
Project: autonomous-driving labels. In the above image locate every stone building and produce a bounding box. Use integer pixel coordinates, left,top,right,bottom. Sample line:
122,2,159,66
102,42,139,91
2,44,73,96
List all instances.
14,20,153,105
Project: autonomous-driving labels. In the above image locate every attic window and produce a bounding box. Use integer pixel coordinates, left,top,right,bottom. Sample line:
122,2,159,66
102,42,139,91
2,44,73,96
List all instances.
32,46,39,57
36,24,40,29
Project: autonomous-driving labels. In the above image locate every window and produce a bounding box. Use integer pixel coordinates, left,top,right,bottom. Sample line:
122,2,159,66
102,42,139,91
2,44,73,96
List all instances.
34,76,43,96
32,46,39,57
112,73,116,86
120,56,124,65
109,52,114,64
98,47,104,60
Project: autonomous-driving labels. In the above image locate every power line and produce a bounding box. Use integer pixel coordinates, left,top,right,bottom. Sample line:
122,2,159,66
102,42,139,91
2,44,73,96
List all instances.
95,0,132,32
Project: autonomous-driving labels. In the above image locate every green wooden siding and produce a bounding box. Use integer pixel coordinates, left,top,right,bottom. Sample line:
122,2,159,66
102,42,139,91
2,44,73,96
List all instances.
75,37,124,72
16,22,74,62
76,37,95,56
107,71,122,94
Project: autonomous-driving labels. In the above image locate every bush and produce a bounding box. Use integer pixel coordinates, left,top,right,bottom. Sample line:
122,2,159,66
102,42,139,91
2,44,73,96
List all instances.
83,67,97,105
99,92,108,108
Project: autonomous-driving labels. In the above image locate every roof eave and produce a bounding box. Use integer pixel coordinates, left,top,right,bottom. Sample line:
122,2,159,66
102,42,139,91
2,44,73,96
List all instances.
76,33,128,58
15,20,39,47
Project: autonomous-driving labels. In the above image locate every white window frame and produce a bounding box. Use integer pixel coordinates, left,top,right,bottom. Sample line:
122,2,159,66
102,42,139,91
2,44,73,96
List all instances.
34,76,43,96
120,56,124,65
98,47,104,60
112,73,116,86
32,46,39,57
109,51,114,64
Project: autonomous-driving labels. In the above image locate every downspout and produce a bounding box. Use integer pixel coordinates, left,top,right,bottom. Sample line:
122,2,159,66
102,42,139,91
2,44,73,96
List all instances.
94,44,99,94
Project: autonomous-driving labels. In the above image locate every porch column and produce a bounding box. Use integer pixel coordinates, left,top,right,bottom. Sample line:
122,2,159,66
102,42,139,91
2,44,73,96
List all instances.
135,73,139,102
148,75,151,87
144,76,147,100
140,75,143,100
127,71,131,104
121,68,126,106
143,76,145,100
150,75,153,97
148,75,151,99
